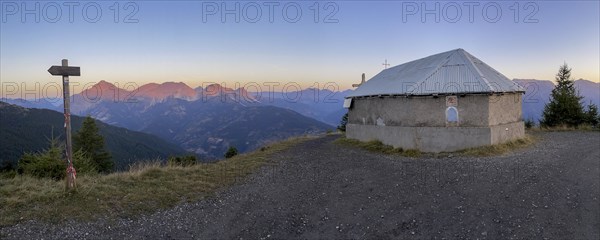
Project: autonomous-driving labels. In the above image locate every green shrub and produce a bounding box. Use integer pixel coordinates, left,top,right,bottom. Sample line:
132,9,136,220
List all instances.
167,155,197,167
17,139,98,180
224,146,238,158
17,140,65,180
524,118,535,129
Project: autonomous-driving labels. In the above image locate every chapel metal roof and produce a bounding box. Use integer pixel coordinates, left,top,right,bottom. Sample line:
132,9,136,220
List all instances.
346,49,525,98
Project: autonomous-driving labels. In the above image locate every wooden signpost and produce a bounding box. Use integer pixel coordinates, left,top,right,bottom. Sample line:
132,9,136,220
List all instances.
48,59,80,190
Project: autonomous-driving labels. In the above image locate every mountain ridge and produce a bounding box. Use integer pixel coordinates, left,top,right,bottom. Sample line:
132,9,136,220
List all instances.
40,82,337,159
0,101,188,170
5,78,598,139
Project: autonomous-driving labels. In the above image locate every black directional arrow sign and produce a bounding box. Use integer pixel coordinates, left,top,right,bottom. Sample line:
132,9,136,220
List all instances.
48,65,80,76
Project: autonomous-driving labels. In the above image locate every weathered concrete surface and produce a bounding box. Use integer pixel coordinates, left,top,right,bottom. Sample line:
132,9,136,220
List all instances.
348,95,491,127
488,94,522,125
347,122,525,152
346,124,489,152
347,93,524,152
490,121,525,145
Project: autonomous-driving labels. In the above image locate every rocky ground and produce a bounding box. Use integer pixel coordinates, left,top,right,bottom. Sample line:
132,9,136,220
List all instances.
2,131,599,239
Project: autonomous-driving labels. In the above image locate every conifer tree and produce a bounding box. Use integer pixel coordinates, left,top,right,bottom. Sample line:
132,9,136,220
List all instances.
541,63,585,127
584,102,600,127
73,116,113,173
224,146,238,159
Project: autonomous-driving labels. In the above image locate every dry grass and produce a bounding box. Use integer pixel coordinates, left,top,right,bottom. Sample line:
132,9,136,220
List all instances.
0,136,314,226
456,135,535,157
334,137,421,157
530,124,599,132
335,135,535,158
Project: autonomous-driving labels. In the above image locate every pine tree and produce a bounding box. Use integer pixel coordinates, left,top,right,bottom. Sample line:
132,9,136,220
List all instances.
73,116,113,173
540,63,585,127
584,102,600,127
224,146,238,159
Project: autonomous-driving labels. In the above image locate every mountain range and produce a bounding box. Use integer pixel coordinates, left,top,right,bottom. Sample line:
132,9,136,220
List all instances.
7,79,598,124
0,101,186,170
3,81,335,159
3,79,597,161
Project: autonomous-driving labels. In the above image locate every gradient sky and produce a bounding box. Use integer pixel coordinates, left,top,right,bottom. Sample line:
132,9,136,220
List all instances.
1,1,598,98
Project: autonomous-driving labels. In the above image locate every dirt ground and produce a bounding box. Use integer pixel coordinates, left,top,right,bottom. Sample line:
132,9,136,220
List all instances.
2,131,599,239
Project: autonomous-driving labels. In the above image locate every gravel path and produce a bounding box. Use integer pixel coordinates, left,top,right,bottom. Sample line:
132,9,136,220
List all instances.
2,131,599,239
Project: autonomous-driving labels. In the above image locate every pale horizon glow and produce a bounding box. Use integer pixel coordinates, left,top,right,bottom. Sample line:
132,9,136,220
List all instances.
1,1,598,98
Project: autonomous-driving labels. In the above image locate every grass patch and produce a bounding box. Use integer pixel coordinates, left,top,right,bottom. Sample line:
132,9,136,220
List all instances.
334,137,421,157
0,136,314,227
530,124,600,132
456,135,535,157
335,135,534,158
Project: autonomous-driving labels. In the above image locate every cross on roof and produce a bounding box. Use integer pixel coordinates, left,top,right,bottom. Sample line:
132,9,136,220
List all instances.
382,59,390,69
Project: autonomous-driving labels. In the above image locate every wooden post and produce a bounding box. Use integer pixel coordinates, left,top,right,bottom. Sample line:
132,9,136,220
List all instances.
62,59,75,190
48,59,80,191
